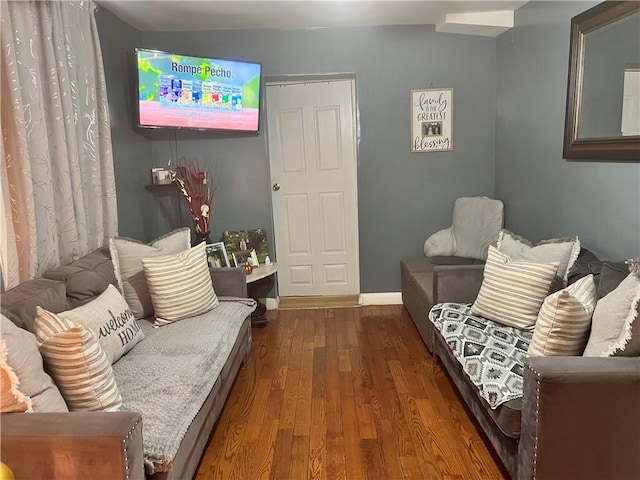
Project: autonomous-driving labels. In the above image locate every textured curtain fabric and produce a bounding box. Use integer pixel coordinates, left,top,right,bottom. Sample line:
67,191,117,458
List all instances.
0,0,117,289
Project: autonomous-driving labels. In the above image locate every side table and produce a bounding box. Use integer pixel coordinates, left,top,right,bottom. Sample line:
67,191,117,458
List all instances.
245,263,278,327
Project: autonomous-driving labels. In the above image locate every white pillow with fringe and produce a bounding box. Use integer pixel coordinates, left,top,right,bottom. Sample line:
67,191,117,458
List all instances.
583,263,640,357
109,228,191,319
0,338,32,413
497,230,580,287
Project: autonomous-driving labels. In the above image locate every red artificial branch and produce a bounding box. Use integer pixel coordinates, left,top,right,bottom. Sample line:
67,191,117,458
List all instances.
171,157,216,234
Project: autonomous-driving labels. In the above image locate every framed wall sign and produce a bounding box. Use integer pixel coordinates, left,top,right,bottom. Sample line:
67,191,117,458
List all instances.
411,88,453,153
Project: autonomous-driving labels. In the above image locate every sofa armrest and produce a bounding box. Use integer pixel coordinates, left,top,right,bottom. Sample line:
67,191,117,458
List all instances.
518,357,640,480
209,267,247,297
433,264,484,305
1,411,144,480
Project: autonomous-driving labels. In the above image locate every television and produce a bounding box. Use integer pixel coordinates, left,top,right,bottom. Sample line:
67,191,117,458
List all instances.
135,48,262,132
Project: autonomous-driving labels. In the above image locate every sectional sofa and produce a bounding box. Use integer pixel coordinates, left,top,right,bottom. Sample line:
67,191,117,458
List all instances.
1,245,255,480
401,251,640,480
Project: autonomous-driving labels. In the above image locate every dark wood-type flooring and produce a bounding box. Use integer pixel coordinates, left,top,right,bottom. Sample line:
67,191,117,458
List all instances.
195,305,506,480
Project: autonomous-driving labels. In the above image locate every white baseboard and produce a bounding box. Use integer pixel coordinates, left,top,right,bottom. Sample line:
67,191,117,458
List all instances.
359,292,403,305
264,297,279,310
263,293,402,309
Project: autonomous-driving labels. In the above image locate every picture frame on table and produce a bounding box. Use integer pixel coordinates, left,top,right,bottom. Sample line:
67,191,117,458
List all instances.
250,249,259,267
205,242,230,268
223,228,269,265
232,250,252,268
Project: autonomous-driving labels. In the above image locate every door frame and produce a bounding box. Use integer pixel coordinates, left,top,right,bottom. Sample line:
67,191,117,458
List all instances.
264,74,360,298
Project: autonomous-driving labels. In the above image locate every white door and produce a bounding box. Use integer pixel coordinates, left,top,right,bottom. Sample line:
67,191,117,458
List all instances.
266,80,359,296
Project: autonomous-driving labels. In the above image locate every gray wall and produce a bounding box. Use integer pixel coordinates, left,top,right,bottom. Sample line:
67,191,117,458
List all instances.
134,26,498,293
99,3,640,292
496,1,640,259
96,7,155,241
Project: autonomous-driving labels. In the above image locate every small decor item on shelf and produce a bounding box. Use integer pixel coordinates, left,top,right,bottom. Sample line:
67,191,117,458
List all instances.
171,157,216,245
151,168,172,185
243,263,253,275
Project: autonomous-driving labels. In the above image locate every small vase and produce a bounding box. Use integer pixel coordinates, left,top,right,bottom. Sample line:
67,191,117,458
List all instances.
193,230,212,246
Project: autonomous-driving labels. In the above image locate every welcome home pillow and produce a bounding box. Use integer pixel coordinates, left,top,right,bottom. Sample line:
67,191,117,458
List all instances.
142,242,219,327
57,284,144,365
528,274,597,357
34,307,122,412
109,228,191,319
471,246,559,331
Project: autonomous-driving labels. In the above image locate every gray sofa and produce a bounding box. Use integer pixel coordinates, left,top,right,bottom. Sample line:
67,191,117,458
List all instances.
1,246,254,480
401,255,640,480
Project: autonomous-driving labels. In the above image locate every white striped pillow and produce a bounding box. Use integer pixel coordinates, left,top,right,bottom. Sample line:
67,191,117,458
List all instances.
471,246,559,330
142,242,219,327
34,307,122,412
528,274,597,356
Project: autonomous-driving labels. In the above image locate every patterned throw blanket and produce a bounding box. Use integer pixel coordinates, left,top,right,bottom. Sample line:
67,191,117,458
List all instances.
113,297,256,474
429,303,532,409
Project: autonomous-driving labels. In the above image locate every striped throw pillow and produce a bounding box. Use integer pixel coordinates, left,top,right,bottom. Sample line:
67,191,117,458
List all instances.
109,228,191,319
34,307,122,412
528,274,597,356
142,242,219,327
471,246,559,330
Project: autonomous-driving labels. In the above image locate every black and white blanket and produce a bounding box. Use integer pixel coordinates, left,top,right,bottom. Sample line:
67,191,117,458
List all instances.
429,302,532,409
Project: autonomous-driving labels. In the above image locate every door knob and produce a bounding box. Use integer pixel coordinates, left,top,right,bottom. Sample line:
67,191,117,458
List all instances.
272,183,281,191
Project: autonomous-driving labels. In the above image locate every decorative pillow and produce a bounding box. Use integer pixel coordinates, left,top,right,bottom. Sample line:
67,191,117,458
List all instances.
57,284,144,365
0,277,67,333
583,265,640,357
1,314,68,412
34,307,122,412
424,196,504,260
497,230,580,286
596,262,630,299
142,242,219,327
471,246,559,331
109,228,191,319
528,274,597,357
0,338,32,413
566,248,601,285
43,246,117,309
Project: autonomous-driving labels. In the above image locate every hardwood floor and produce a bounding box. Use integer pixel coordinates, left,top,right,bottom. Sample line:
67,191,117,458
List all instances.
195,305,506,480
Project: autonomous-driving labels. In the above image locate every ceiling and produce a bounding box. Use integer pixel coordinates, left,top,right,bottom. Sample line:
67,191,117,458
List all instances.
97,1,528,37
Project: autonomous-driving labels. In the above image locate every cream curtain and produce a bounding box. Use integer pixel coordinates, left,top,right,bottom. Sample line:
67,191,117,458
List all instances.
0,0,118,289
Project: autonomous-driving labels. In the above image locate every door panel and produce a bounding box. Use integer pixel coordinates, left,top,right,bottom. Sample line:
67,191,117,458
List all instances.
284,194,311,254
267,80,359,296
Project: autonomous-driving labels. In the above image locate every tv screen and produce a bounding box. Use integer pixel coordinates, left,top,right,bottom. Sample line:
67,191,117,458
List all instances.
136,48,262,132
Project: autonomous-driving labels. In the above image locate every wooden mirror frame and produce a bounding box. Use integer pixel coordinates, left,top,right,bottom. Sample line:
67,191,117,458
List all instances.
563,1,640,162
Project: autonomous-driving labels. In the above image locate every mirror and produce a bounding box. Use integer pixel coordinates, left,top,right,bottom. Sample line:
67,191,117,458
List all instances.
563,1,640,161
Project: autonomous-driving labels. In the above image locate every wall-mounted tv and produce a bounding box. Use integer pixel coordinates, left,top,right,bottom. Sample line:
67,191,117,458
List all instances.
136,48,262,132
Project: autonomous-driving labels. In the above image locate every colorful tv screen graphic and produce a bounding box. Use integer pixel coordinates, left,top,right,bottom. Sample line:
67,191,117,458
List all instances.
136,49,261,132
